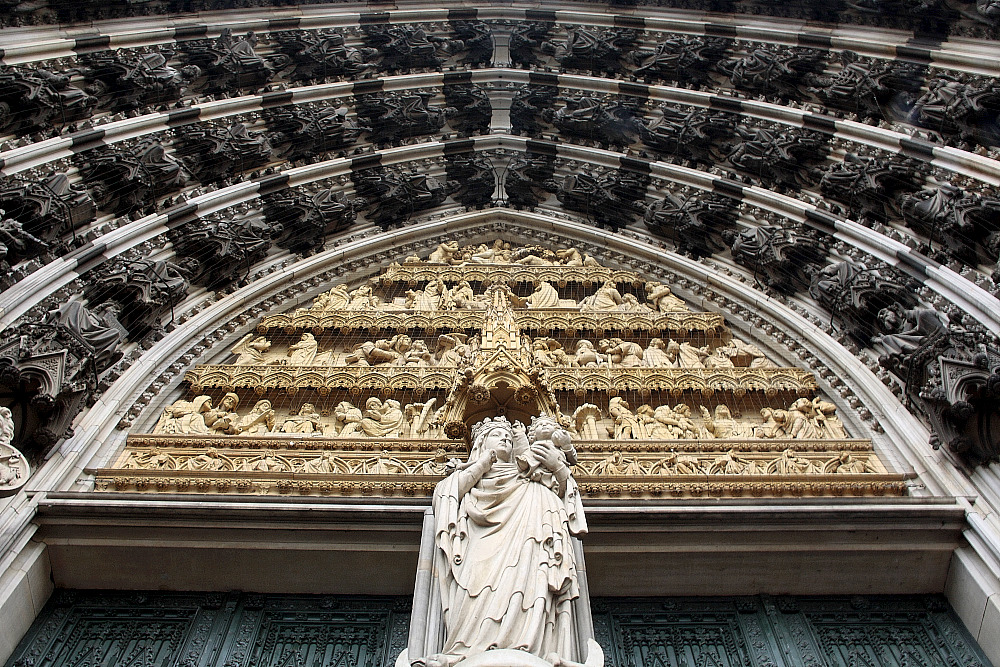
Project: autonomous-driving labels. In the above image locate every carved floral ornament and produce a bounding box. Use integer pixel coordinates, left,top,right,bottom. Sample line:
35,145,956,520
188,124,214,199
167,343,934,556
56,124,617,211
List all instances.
98,241,905,498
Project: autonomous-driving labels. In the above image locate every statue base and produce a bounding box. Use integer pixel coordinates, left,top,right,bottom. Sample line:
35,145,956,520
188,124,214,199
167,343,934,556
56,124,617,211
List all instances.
397,639,605,667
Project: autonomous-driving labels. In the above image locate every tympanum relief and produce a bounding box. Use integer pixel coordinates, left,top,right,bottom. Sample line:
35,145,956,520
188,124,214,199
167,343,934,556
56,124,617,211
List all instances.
99,241,904,498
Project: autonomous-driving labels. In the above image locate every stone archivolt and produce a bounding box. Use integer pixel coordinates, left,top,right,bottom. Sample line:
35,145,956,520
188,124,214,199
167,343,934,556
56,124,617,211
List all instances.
99,242,903,498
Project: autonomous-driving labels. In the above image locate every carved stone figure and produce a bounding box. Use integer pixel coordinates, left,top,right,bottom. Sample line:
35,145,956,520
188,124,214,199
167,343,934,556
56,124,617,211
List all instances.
608,397,642,439
873,305,952,371
894,75,1000,148
812,398,848,439
723,126,828,190
362,24,448,72
509,22,553,68
286,333,319,365
523,281,561,309
807,52,925,121
700,404,754,438
84,257,190,339
443,84,492,136
265,105,362,161
173,122,273,184
504,152,557,209
677,341,706,369
262,186,358,255
510,84,559,136
79,49,200,112
638,107,735,166
421,415,588,666
770,448,819,474
643,192,738,258
786,398,821,439
359,397,405,437
547,96,640,147
0,66,97,136
154,394,237,435
272,29,378,82
599,338,644,367
808,258,918,345
717,46,824,99
0,173,95,248
722,225,827,294
448,21,494,67
445,153,495,208
168,215,274,290
645,282,688,312
281,403,324,434
815,153,929,223
541,27,639,74
231,335,272,365
43,300,123,372
237,400,276,435
0,214,48,270
311,285,351,310
0,407,29,495
633,36,731,85
77,140,186,215
352,167,448,227
179,29,290,94
899,185,1000,266
755,408,787,438
356,92,451,145
718,339,774,368
555,169,650,229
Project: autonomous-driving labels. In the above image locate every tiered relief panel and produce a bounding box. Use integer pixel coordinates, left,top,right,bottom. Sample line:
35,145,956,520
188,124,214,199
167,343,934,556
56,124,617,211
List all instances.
94,242,909,498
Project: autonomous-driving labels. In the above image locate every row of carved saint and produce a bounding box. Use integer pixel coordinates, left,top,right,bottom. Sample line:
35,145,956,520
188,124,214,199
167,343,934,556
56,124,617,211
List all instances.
117,446,876,476
151,395,847,440
303,276,689,313
232,333,770,369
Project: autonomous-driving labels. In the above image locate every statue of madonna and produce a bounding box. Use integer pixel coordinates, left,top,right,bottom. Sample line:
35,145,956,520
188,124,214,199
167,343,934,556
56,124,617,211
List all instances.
412,415,600,667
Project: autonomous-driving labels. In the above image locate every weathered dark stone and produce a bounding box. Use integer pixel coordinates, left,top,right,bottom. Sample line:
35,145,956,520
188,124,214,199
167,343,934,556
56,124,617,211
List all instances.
644,192,738,257
0,173,94,251
352,167,447,228
638,107,735,166
76,140,187,215
633,36,731,86
362,24,448,72
0,66,96,136
178,29,290,94
541,27,639,75
443,84,492,136
449,21,494,67
546,96,640,147
355,92,451,145
809,258,919,344
815,153,929,223
509,22,553,68
272,30,378,82
724,126,829,190
807,52,926,121
723,224,828,293
718,46,825,100
79,49,200,112
168,215,275,290
262,186,358,255
503,152,557,209
173,123,274,184
84,257,191,339
555,169,650,229
510,84,559,136
265,104,362,160
445,153,495,207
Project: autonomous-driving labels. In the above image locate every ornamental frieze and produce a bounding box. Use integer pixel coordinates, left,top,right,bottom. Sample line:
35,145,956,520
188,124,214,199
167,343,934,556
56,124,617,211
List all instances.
183,365,817,394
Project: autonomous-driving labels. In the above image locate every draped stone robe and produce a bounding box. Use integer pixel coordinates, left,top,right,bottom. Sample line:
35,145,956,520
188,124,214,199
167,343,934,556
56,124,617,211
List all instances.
431,451,587,665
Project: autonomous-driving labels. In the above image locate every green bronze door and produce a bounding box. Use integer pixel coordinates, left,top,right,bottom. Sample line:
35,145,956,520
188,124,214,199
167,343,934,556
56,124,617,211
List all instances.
5,592,410,667
592,596,992,667
6,593,992,667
